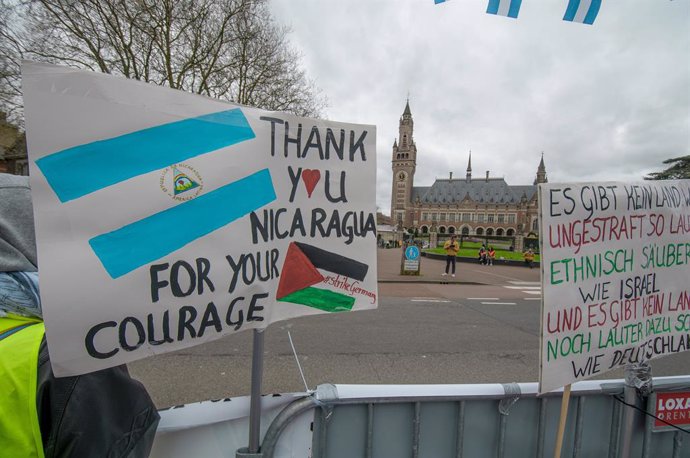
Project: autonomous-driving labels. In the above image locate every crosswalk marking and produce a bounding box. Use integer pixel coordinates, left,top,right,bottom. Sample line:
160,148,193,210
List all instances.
505,281,542,299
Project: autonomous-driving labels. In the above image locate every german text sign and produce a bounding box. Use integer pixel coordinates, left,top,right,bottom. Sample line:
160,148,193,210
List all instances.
22,62,378,376
538,180,690,394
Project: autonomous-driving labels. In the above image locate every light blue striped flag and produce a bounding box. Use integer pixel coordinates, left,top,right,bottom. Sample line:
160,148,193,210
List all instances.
434,0,450,4
90,169,275,278
563,0,602,25
37,109,277,278
486,0,522,19
37,109,255,202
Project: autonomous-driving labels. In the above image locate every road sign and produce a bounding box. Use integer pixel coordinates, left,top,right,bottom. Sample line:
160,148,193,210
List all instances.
405,245,420,260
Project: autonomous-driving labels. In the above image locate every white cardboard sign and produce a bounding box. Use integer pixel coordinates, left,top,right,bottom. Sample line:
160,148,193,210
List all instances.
22,62,378,376
539,180,690,393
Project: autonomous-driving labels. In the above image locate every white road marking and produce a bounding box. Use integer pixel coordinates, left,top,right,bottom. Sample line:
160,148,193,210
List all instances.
411,299,451,303
481,302,517,305
524,298,541,301
466,297,499,300
505,281,542,297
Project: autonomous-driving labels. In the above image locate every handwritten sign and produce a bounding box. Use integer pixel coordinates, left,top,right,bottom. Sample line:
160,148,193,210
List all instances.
22,62,378,376
538,180,690,394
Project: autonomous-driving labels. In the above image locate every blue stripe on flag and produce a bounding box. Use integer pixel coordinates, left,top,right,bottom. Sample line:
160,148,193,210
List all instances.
564,0,601,25
508,0,521,18
563,0,581,21
583,0,601,25
89,169,276,278
486,0,521,19
36,109,256,203
487,0,501,15
434,0,448,4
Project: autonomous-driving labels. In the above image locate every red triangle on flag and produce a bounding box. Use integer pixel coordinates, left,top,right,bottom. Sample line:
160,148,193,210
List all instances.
276,242,324,299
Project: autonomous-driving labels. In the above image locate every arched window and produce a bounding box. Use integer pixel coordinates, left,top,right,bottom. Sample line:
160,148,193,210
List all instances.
448,226,455,234
439,226,446,234
532,218,539,231
421,226,429,234
461,227,470,235
476,227,484,235
507,229,515,236
486,228,494,236
496,228,504,236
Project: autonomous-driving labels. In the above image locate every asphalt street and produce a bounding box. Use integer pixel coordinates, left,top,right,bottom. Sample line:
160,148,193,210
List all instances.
129,253,690,408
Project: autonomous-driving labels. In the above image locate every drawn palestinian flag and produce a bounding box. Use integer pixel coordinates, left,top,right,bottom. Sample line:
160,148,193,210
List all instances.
276,242,369,312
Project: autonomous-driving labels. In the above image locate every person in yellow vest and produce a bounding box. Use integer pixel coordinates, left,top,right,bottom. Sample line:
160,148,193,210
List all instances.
442,235,460,278
523,248,535,269
0,173,159,458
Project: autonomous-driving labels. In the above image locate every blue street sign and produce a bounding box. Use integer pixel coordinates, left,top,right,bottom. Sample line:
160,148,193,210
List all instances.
405,245,420,260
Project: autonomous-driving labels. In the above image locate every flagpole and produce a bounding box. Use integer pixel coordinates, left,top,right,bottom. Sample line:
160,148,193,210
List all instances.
553,384,572,458
248,329,265,453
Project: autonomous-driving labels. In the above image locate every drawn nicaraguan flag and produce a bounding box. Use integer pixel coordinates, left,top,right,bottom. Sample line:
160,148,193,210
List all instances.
486,0,522,19
36,109,277,279
563,0,602,25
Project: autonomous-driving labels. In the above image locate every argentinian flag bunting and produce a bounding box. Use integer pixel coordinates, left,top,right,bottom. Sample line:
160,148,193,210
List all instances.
563,0,602,25
486,0,522,19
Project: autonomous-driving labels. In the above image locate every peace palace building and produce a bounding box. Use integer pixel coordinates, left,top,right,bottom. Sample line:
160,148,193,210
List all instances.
390,101,547,249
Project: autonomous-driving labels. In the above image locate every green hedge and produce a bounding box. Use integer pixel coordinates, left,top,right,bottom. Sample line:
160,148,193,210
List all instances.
425,247,540,262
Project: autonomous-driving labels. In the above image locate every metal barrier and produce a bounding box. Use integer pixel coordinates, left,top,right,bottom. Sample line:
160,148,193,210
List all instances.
259,377,690,458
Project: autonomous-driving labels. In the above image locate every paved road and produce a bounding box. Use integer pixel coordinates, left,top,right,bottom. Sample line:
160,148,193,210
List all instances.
129,259,690,408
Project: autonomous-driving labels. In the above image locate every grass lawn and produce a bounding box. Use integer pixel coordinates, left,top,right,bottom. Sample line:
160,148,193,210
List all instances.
425,245,540,262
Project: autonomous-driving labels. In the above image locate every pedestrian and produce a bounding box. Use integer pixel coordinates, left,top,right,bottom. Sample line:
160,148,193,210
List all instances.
0,173,159,458
478,245,487,265
524,248,535,269
442,235,459,277
488,247,496,266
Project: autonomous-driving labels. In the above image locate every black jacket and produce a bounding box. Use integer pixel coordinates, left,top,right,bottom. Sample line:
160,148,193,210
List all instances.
36,338,160,458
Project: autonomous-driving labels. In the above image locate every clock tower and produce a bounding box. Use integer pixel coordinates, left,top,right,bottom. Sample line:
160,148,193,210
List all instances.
390,100,417,228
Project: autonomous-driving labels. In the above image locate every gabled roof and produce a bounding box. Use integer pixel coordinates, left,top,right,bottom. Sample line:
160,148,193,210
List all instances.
413,178,537,205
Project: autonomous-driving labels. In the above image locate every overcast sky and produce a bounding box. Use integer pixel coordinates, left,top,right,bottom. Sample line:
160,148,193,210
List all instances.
269,0,689,215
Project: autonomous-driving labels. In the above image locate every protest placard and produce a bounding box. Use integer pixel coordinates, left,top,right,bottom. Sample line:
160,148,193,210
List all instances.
539,180,690,393
22,62,378,376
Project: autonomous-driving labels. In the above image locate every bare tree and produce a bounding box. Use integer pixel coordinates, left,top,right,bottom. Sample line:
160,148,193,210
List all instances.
0,0,325,124
0,1,25,123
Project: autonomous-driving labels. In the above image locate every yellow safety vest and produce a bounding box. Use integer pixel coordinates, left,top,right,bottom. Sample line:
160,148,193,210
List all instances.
0,315,46,458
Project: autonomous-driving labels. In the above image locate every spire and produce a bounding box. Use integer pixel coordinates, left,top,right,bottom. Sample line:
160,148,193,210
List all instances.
466,150,472,182
403,99,412,117
534,152,548,185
